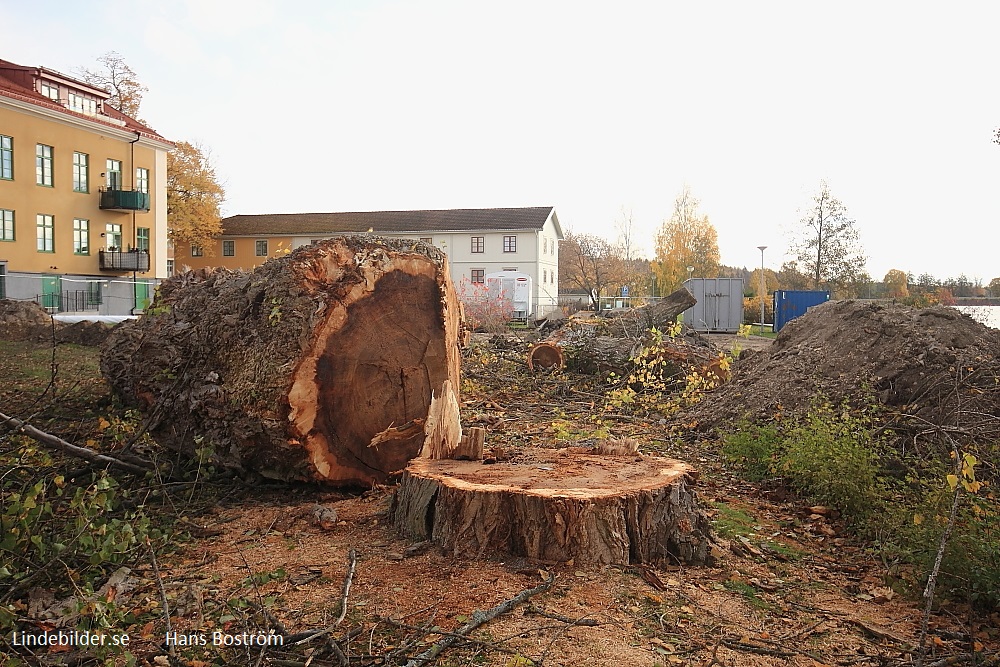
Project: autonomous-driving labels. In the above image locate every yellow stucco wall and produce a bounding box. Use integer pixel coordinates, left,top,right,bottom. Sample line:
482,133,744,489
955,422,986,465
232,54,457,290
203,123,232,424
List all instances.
0,104,165,277
175,236,296,272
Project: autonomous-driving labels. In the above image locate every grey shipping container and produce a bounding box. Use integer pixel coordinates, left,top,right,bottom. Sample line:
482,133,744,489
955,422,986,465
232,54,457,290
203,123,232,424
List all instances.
772,290,830,332
681,278,745,333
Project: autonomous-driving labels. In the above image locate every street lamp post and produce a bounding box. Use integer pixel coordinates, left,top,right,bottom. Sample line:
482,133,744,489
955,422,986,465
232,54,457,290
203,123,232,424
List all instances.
757,246,767,335
686,266,694,283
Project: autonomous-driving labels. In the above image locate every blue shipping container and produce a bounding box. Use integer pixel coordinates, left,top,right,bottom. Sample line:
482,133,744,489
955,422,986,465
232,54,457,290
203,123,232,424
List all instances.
772,290,831,332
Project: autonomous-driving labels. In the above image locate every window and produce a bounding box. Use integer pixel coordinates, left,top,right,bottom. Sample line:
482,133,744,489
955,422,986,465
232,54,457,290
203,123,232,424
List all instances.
166,259,175,277
0,264,5,300
40,81,59,100
471,269,485,284
73,152,89,192
68,92,97,115
136,167,149,194
0,209,13,241
543,269,548,284
502,267,518,272
503,235,516,253
106,223,122,250
419,237,433,244
191,245,203,257
255,239,268,256
1,135,12,180
543,238,548,254
36,214,54,252
36,144,53,186
73,219,89,255
106,159,122,190
471,236,484,253
223,240,235,256
137,227,150,252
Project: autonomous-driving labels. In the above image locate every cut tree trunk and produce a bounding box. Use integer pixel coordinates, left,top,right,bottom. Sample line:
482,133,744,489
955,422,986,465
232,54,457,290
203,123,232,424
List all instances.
391,447,714,566
528,286,701,373
100,236,465,487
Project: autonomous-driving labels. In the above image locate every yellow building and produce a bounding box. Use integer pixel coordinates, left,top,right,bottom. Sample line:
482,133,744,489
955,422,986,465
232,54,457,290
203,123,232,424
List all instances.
0,57,172,315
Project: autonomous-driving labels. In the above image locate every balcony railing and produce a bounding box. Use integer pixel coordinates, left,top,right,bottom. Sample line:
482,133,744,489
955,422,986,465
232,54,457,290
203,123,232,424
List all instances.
99,188,150,212
99,249,150,272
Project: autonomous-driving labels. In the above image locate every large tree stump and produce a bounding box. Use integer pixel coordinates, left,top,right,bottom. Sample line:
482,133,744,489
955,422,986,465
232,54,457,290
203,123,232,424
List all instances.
101,236,464,486
391,447,714,566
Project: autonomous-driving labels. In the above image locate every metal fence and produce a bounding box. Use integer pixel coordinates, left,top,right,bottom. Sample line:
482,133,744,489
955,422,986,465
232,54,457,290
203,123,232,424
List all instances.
34,290,102,313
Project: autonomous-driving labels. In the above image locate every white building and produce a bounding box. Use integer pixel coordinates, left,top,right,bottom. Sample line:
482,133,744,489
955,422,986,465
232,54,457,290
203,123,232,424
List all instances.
180,206,564,316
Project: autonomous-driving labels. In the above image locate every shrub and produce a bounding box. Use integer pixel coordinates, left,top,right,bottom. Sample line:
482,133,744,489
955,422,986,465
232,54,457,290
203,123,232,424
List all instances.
779,400,883,522
721,422,780,481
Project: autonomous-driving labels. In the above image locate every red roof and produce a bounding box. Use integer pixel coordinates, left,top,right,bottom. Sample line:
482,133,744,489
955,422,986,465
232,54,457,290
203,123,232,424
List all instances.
0,57,171,146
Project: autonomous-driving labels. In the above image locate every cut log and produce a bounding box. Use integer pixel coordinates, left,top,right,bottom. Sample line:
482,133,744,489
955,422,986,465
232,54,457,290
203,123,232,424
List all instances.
391,447,714,566
613,286,697,333
529,287,698,372
100,236,464,487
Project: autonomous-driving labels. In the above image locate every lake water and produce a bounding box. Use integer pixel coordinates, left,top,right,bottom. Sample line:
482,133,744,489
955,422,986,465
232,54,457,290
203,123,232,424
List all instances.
955,305,1000,329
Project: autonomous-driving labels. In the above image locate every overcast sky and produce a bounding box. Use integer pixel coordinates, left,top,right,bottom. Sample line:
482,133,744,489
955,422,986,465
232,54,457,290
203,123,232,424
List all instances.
5,1,999,282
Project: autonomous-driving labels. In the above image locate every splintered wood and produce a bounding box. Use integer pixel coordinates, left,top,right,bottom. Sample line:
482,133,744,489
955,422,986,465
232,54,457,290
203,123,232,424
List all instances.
101,236,464,487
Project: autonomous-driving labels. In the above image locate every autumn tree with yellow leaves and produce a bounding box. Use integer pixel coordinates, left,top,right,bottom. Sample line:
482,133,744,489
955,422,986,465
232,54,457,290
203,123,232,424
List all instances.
883,269,909,298
652,186,720,292
167,142,225,252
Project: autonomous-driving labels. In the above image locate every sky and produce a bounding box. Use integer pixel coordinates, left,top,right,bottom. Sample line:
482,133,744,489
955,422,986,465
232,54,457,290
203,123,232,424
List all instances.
4,0,999,282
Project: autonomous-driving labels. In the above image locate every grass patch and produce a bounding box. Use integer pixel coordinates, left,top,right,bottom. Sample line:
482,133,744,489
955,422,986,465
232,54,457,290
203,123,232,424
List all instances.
711,501,757,539
723,579,773,610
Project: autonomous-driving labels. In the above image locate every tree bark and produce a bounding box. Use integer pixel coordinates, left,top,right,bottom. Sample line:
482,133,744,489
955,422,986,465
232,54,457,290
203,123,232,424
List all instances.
528,287,703,374
391,447,714,566
101,236,464,486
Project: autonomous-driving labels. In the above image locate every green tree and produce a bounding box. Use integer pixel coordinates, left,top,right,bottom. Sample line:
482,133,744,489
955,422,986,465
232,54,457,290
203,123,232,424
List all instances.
789,182,867,292
652,186,720,292
989,277,1000,297
76,51,147,119
167,142,224,252
777,261,811,291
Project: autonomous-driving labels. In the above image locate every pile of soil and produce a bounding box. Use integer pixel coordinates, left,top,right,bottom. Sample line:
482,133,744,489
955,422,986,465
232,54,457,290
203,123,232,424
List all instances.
685,299,1000,435
0,299,115,347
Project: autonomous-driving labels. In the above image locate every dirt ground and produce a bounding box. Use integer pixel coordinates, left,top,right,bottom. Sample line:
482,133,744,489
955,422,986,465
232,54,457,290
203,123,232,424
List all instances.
2,300,998,666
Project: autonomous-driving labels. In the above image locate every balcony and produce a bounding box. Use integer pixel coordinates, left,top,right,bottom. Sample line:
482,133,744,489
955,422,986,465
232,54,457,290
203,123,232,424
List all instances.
99,188,150,212
99,249,150,272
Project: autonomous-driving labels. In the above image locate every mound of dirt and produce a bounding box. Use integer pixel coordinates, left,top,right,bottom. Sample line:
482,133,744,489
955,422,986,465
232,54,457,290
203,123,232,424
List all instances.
0,299,51,326
685,300,1000,433
0,299,115,347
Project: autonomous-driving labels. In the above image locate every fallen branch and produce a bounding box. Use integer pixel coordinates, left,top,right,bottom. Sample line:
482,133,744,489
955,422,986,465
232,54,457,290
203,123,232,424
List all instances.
525,604,600,626
0,410,153,475
287,549,358,647
402,572,556,667
334,548,357,626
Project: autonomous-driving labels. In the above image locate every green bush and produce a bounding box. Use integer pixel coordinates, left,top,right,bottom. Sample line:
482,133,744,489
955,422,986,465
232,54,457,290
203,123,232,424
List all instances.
720,396,999,610
721,422,781,481
779,400,883,522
